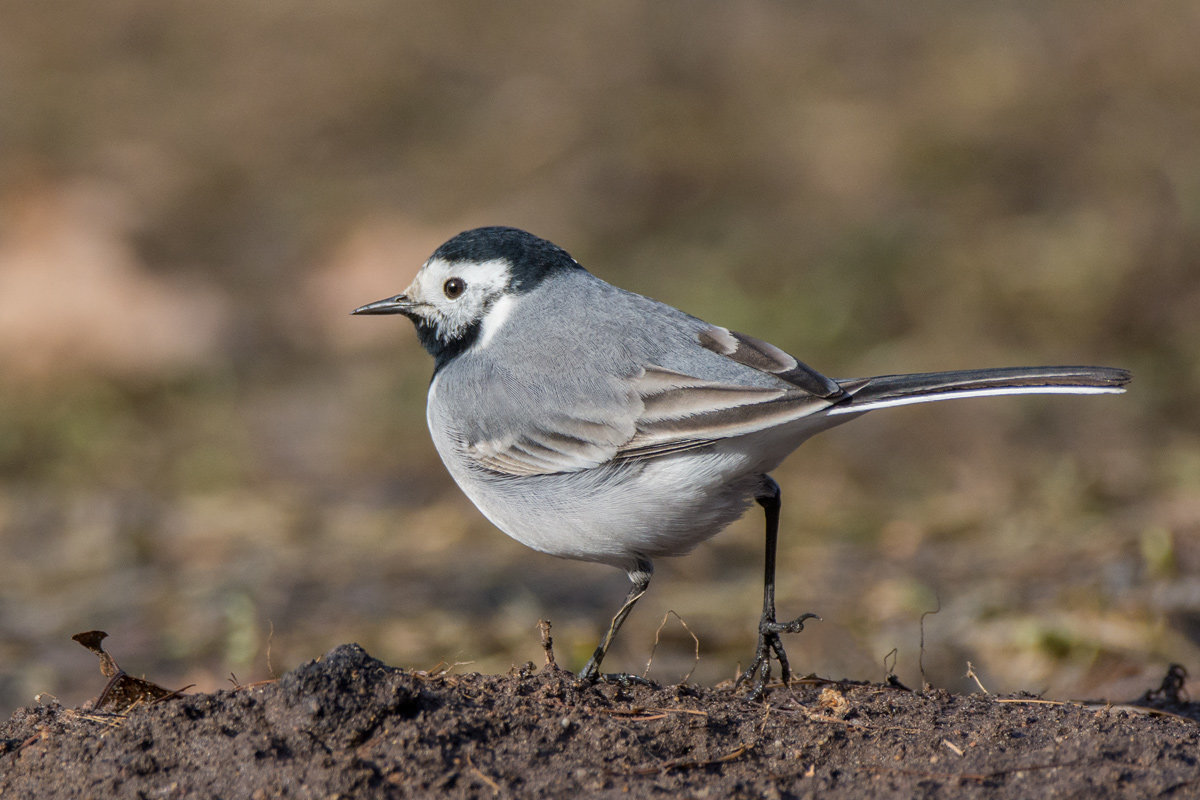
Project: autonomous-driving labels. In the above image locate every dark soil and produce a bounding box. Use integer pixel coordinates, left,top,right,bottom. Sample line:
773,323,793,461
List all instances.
1,644,1197,799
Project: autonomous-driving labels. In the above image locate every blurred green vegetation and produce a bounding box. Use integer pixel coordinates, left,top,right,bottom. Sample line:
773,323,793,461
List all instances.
0,1,1197,712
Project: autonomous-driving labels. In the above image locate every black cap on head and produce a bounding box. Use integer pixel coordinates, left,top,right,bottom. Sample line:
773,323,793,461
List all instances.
431,227,584,292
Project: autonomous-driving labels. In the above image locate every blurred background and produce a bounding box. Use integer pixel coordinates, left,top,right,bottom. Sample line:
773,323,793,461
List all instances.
1,0,1197,714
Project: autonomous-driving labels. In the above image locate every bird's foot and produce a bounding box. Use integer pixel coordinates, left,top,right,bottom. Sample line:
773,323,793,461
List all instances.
575,668,654,689
736,612,820,700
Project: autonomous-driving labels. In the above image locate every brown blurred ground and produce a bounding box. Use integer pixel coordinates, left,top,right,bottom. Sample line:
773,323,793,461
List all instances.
0,1,1197,715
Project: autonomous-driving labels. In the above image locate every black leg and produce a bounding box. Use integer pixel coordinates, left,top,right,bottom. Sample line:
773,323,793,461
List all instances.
577,559,653,685
736,475,819,700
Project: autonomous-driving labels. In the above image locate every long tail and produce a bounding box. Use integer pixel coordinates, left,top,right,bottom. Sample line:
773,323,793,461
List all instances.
828,366,1130,415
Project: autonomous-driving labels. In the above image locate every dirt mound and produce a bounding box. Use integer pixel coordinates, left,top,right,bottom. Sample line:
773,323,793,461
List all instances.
1,644,1197,798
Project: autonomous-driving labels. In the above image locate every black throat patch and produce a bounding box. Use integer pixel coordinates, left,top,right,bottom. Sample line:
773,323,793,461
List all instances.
416,317,481,375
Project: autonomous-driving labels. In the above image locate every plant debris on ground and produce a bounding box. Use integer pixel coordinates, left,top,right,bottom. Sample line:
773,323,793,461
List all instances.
1,643,1197,799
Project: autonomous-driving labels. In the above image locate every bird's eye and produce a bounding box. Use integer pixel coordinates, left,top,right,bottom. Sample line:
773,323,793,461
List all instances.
443,278,466,299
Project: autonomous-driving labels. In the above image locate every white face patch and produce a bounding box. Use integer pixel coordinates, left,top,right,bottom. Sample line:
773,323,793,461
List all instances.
476,293,517,349
404,257,513,345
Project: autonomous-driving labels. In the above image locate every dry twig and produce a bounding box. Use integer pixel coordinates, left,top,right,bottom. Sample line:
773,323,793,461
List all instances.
642,610,700,683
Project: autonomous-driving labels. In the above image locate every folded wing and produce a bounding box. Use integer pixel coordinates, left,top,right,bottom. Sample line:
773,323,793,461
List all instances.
462,325,1130,477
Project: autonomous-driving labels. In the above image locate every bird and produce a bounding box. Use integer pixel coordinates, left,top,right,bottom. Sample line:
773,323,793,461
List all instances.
353,226,1130,697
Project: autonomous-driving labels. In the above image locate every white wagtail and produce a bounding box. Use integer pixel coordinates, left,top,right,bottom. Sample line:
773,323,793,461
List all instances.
354,226,1130,697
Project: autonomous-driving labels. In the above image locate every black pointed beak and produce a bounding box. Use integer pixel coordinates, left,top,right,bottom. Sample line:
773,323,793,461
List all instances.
352,294,416,316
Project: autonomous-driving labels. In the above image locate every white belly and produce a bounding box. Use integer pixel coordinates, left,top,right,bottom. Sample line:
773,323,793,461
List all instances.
437,445,763,572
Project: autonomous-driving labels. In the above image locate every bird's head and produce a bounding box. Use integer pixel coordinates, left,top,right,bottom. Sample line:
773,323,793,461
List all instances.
353,226,583,367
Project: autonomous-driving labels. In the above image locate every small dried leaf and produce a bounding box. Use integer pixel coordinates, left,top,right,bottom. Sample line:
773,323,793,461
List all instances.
72,630,119,677
72,630,185,712
96,674,177,712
